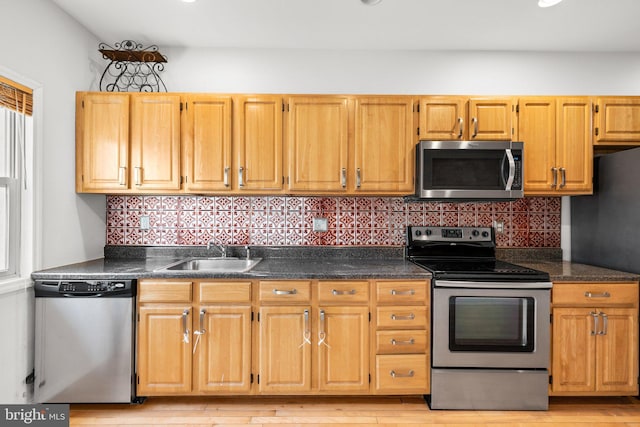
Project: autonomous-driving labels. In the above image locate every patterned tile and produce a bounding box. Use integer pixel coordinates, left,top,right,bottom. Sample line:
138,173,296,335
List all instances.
107,196,125,210
143,196,162,210
162,196,180,211
126,196,143,210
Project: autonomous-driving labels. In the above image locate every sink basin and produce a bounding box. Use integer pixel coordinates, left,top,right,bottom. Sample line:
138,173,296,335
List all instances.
157,257,262,273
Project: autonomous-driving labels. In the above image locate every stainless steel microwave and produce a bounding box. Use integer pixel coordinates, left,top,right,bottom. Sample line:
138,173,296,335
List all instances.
414,140,524,200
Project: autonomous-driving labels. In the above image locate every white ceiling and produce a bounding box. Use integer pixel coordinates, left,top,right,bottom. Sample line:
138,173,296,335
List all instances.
50,0,640,52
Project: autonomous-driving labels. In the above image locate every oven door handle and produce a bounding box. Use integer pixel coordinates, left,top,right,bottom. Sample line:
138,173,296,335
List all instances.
434,280,552,289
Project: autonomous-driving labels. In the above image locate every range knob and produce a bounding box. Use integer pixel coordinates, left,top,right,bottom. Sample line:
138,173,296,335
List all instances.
471,230,480,237
482,231,490,238
415,230,422,236
425,229,432,236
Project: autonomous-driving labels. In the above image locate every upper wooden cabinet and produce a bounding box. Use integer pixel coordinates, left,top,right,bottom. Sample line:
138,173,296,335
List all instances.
235,95,284,192
286,95,416,195
419,96,515,141
593,97,640,145
182,95,232,192
130,94,182,191
286,96,350,192
76,92,130,192
353,97,416,194
518,97,592,196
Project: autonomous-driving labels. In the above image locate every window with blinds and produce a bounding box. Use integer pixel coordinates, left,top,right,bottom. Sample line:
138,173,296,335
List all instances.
0,75,32,279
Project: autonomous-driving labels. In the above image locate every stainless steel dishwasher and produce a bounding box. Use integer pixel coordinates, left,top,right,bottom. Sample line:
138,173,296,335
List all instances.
34,279,136,403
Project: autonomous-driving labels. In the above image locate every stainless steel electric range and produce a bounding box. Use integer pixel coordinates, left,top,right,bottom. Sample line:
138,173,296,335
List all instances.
406,226,552,410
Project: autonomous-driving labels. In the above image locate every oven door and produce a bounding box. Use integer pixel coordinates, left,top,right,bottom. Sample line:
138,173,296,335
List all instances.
432,286,550,369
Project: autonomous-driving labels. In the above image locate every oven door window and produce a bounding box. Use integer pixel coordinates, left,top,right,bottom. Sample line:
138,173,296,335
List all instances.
449,296,535,352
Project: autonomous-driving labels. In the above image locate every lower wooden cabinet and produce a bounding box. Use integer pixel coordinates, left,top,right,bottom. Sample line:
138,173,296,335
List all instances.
137,279,252,396
137,277,430,396
550,282,639,396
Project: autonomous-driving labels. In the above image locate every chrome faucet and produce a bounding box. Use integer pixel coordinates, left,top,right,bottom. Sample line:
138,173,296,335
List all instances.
207,241,227,258
245,245,251,260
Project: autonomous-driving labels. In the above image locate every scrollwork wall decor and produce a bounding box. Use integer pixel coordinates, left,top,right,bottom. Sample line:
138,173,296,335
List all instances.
98,40,168,92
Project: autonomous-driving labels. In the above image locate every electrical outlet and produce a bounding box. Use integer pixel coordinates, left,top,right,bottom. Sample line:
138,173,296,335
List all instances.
312,217,328,232
493,220,505,234
140,215,150,230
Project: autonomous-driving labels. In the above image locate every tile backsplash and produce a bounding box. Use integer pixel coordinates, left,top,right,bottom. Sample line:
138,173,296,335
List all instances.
106,196,561,248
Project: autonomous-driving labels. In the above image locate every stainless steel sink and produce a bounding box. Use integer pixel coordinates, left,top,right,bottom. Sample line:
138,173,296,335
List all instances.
157,257,261,272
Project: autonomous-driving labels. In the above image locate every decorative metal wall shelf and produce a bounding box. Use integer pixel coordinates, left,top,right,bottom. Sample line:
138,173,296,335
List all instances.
99,40,168,92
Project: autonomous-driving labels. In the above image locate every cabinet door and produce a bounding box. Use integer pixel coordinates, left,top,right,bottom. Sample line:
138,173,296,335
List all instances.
518,97,556,194
195,306,252,393
316,306,370,393
468,97,514,140
556,97,593,194
182,95,232,192
130,94,182,191
76,92,129,192
596,308,638,393
258,306,312,393
551,308,596,393
354,97,415,193
419,97,466,140
287,96,349,192
594,97,640,144
137,306,192,395
235,95,283,191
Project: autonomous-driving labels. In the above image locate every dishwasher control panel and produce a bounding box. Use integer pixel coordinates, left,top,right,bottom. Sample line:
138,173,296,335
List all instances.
34,280,134,297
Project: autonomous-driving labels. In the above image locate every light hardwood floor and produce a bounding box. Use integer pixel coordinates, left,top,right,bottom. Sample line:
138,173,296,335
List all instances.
70,396,640,426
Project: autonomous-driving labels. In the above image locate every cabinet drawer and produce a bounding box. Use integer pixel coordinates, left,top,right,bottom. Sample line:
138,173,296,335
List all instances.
376,280,428,305
138,280,192,303
375,355,428,393
258,280,311,302
552,282,639,307
317,281,369,304
376,330,427,354
198,281,251,303
376,306,427,329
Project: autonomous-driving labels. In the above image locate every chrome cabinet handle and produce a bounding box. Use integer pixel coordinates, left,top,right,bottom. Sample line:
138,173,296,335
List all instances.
391,338,415,346
505,149,515,191
318,309,330,348
560,167,566,188
391,289,415,296
390,370,414,378
457,117,464,138
182,309,190,343
223,167,230,187
299,309,311,347
551,167,558,189
585,291,611,298
118,167,127,186
238,166,245,187
332,289,356,296
134,167,142,186
272,288,297,295
598,312,608,335
194,308,206,336
341,168,347,188
356,168,361,188
471,117,478,138
590,311,599,336
391,313,415,321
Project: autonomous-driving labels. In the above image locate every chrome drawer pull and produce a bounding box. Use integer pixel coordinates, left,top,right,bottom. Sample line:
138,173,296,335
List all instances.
273,288,297,295
391,313,415,321
584,291,611,298
332,289,356,296
391,338,415,345
391,289,415,296
390,370,414,378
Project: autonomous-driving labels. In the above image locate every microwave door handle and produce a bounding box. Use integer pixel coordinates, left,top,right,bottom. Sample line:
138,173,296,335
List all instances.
504,149,515,191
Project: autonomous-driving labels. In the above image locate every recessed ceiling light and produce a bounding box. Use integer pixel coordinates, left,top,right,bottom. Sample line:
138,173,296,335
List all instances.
538,0,563,7
361,0,383,5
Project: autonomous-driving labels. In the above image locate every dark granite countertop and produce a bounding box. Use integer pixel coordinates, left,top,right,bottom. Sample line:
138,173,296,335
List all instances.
31,246,638,283
31,246,430,281
517,261,640,283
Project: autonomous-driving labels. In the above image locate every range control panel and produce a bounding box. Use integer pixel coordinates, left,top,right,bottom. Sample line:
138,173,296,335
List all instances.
409,226,493,243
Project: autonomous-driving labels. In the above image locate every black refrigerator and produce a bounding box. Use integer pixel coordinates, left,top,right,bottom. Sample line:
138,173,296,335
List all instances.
571,147,640,274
